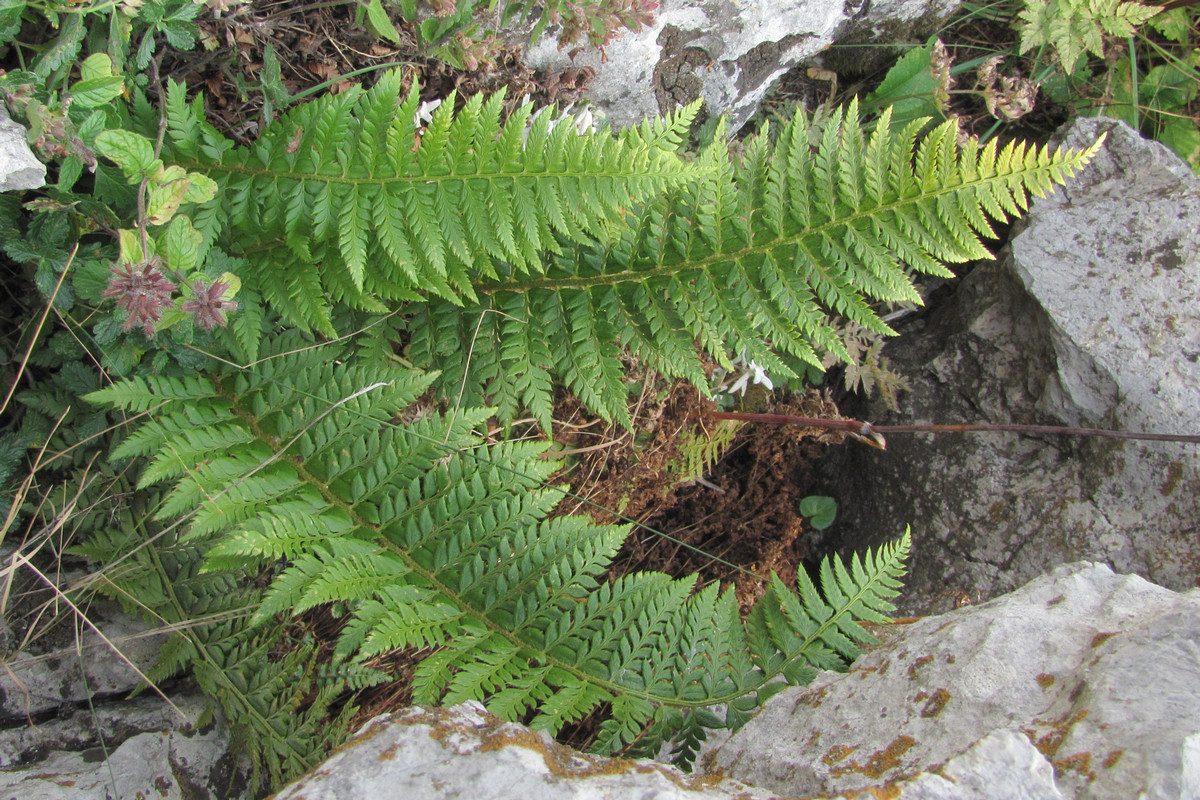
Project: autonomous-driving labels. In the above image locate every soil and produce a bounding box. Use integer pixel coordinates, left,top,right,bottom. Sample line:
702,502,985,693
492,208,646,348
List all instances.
157,1,598,142
551,380,851,609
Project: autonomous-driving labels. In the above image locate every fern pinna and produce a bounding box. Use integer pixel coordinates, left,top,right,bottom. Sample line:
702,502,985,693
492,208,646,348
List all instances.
87,338,910,767
407,102,1104,428
156,69,704,334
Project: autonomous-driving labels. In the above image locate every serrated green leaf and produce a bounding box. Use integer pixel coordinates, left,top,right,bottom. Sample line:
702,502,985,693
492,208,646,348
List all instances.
162,214,203,272
96,130,157,177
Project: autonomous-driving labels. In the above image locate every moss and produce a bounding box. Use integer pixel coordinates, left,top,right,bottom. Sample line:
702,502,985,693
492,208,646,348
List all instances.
1160,461,1184,496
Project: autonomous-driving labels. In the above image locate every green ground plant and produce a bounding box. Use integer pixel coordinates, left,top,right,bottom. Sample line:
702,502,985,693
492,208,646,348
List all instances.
1,7,1107,794
866,2,1199,171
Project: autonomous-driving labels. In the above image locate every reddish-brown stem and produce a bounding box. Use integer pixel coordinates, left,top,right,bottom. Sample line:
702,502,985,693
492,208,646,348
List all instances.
708,411,1200,451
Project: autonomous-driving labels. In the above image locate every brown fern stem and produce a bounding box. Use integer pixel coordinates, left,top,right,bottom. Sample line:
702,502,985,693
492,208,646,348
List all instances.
707,411,1200,450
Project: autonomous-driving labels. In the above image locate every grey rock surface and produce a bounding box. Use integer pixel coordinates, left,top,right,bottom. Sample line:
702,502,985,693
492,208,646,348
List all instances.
274,702,780,800
0,106,45,191
0,692,245,800
815,117,1200,615
714,562,1200,800
0,602,165,722
522,0,961,133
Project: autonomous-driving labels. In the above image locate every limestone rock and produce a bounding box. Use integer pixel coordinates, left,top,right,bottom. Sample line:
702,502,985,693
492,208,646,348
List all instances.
273,702,778,800
0,692,246,800
522,0,962,133
713,562,1200,799
0,602,165,722
814,117,1200,615
0,107,45,191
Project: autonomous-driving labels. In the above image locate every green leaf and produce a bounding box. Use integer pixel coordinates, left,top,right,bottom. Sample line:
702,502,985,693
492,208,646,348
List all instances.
1159,117,1200,173
95,130,158,178
363,0,403,45
147,165,192,225
162,214,203,272
71,60,124,108
865,43,945,127
799,495,837,530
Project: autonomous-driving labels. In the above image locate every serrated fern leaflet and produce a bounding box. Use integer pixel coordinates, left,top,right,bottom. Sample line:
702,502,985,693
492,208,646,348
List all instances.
86,337,911,767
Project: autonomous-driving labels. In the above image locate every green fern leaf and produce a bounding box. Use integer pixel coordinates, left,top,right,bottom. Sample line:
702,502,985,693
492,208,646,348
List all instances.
408,103,1101,427
159,71,705,332
88,334,912,770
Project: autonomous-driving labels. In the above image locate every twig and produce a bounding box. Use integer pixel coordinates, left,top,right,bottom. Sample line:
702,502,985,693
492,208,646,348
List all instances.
708,411,1200,450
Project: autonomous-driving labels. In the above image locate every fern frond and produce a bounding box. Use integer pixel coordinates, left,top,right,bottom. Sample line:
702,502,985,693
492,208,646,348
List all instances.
408,103,1102,426
159,73,705,331
88,335,911,769
71,510,351,796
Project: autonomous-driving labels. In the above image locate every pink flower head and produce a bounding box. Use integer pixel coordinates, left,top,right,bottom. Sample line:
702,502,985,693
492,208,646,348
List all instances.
182,278,238,331
103,257,176,336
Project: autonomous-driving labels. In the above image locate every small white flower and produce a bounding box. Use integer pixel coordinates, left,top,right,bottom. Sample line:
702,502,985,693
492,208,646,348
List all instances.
725,351,773,395
523,104,598,147
414,99,442,131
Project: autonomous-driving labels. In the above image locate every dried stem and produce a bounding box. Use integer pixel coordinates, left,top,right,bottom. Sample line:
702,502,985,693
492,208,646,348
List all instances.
708,411,1200,450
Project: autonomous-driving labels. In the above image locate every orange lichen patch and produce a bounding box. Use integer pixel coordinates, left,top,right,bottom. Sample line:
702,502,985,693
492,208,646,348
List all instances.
919,688,951,718
861,736,917,779
945,654,955,664
793,685,830,709
1102,750,1123,769
806,730,822,747
1054,752,1096,783
913,690,928,703
1036,673,1055,688
823,744,859,765
908,655,935,680
1025,709,1089,759
864,785,904,799
829,736,917,779
1090,632,1117,648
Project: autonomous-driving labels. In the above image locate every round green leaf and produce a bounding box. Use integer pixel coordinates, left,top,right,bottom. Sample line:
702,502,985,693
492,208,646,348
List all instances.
799,495,837,530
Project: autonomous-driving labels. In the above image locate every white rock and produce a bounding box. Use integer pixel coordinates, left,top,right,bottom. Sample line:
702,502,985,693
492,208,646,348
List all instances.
712,562,1200,800
273,701,779,800
0,106,45,191
0,603,165,722
523,0,962,132
812,117,1200,613
0,692,244,800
